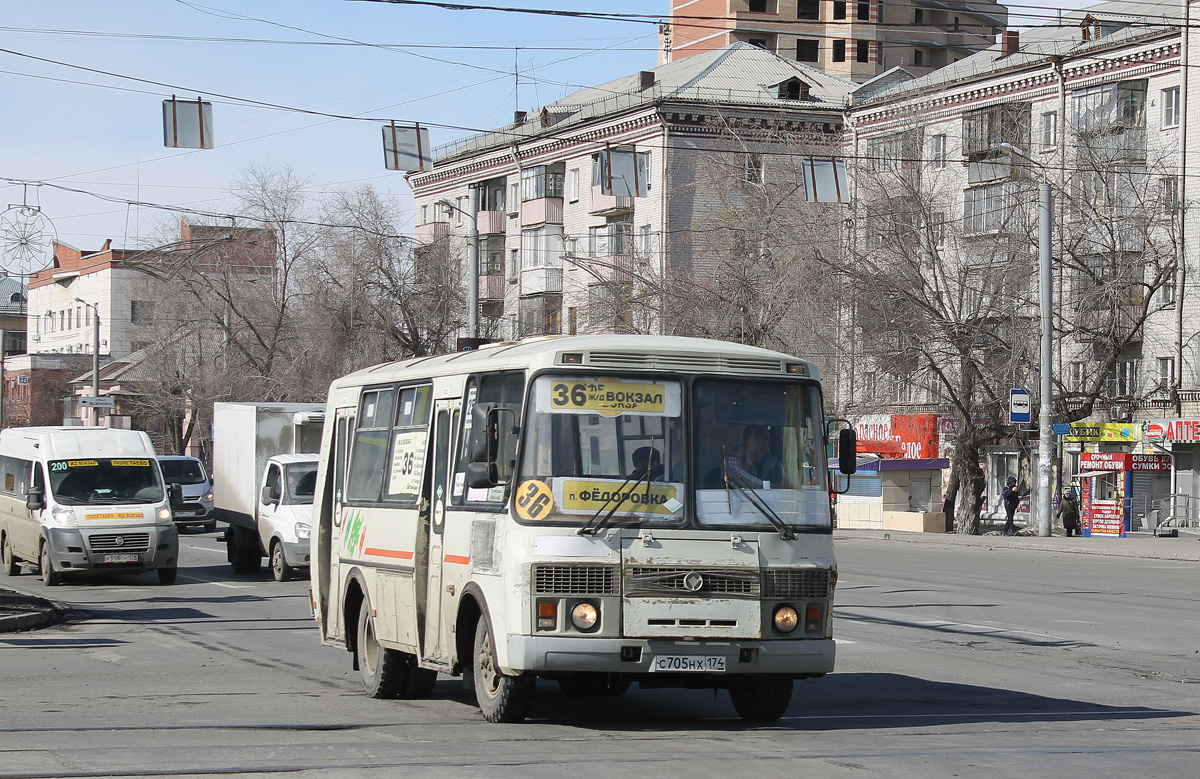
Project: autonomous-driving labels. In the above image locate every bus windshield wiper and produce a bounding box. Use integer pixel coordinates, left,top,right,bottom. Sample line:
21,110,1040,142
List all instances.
722,452,796,540
577,465,653,537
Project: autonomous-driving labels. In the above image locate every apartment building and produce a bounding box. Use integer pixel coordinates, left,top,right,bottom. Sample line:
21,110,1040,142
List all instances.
846,0,1188,521
665,0,1008,81
409,43,852,343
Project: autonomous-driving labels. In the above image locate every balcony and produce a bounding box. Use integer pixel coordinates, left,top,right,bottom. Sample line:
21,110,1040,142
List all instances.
521,198,564,227
520,267,563,295
477,210,506,235
413,221,449,245
589,186,635,216
584,254,637,283
478,273,505,302
1073,304,1142,343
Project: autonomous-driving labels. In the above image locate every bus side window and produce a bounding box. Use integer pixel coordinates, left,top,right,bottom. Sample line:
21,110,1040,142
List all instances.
452,371,524,505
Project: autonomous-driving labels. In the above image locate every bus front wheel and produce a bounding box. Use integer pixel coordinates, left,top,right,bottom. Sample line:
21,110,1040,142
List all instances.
473,616,533,723
728,676,793,722
39,542,61,587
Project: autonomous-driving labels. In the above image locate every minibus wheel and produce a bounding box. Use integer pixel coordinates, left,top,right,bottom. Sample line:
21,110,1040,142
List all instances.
157,566,178,585
271,541,292,582
356,599,405,698
2,535,20,576
473,616,533,723
39,542,61,587
728,676,793,721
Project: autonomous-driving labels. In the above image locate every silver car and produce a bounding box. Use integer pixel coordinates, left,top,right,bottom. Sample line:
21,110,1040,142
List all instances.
157,456,216,533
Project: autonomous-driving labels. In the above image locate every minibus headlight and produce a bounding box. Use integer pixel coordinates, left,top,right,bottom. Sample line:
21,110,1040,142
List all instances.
50,507,76,525
203,491,214,503
295,522,311,540
158,507,173,521
570,601,599,631
773,605,800,634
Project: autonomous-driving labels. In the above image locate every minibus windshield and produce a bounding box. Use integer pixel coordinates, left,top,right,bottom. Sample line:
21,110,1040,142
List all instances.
48,458,165,505
159,459,208,485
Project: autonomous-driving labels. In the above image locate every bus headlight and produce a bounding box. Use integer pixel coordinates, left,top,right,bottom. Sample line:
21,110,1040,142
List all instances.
295,522,311,540
570,601,599,631
158,507,173,522
773,605,799,634
50,507,77,525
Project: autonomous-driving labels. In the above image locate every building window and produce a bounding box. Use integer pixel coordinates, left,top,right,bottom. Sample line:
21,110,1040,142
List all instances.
930,134,947,168
1107,359,1138,398
744,153,764,184
856,39,870,63
796,39,820,62
1039,111,1059,151
797,0,819,19
568,168,580,202
482,236,505,275
454,197,464,225
520,227,563,269
1070,362,1086,392
130,300,154,324
963,183,1012,234
832,39,846,62
1162,86,1180,129
519,294,562,337
1073,80,1147,133
857,1,870,21
914,49,924,66
748,0,769,12
589,222,633,257
420,204,428,225
1160,175,1180,215
638,224,653,256
914,8,923,23
748,38,770,50
521,164,565,201
962,102,1032,159
1157,357,1176,390
833,1,847,20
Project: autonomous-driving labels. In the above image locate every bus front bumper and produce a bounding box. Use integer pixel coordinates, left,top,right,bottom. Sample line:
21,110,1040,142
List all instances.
45,524,179,573
506,635,835,677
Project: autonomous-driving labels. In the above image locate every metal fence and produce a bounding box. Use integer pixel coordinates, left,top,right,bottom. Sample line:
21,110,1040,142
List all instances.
1131,493,1200,532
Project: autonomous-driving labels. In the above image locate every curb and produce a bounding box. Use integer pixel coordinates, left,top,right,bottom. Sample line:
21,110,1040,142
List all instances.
834,528,1200,562
0,588,61,633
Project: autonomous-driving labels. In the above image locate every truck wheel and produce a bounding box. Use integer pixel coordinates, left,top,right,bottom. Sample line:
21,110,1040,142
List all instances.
728,676,793,722
39,542,61,587
271,541,292,582
473,616,534,723
229,527,261,574
2,535,21,576
157,566,178,585
356,599,406,698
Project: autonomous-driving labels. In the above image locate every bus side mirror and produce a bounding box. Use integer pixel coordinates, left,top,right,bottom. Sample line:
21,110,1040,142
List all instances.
838,429,857,476
26,486,44,511
465,461,498,489
468,402,498,464
169,483,184,508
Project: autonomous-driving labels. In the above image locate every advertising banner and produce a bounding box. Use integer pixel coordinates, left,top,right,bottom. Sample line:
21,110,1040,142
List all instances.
854,413,938,459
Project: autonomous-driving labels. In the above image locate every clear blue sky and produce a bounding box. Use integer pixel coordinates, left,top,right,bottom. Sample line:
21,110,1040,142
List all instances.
0,0,663,254
0,0,1096,259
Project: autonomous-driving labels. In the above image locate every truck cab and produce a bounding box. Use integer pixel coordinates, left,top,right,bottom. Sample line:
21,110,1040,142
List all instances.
257,454,317,582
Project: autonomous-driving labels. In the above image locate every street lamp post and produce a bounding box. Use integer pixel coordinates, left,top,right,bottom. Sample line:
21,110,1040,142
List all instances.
437,194,479,341
1001,142,1054,537
74,298,101,423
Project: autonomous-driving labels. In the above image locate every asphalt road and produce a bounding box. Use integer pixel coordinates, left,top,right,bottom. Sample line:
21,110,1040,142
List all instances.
1,529,1197,778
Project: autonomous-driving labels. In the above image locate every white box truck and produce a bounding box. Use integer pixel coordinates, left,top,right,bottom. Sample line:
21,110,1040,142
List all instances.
212,402,324,576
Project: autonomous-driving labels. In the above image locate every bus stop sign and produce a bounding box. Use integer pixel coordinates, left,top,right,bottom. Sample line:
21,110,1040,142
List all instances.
1009,389,1031,424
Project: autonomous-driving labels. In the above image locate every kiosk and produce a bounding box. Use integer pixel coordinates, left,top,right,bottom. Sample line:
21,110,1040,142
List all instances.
1078,452,1171,537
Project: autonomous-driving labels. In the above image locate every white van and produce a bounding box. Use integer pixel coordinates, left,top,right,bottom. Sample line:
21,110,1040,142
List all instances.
0,427,180,586
256,454,317,582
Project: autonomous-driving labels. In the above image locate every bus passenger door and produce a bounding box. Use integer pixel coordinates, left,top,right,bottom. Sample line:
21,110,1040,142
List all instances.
327,409,354,640
422,399,458,664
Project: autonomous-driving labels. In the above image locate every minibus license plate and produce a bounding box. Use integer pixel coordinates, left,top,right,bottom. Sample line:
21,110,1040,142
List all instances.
651,655,725,672
173,511,194,517
104,554,139,564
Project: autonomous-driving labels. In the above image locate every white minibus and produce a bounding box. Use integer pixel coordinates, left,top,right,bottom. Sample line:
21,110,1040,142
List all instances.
311,335,855,722
0,427,179,585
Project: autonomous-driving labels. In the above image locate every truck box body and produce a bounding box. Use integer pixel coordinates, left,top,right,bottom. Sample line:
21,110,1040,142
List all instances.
212,402,324,531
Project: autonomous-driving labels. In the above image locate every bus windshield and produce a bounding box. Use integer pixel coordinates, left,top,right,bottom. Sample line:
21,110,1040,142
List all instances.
48,458,166,506
692,378,830,531
517,375,686,525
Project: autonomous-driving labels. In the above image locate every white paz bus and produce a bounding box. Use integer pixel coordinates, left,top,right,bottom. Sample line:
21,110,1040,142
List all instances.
310,335,855,722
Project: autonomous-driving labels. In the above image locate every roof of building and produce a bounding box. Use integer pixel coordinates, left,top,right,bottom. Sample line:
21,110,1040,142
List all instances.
853,0,1180,106
434,42,854,164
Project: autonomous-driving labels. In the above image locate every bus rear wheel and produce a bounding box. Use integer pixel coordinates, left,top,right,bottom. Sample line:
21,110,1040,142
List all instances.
473,616,533,723
356,599,406,698
728,676,793,722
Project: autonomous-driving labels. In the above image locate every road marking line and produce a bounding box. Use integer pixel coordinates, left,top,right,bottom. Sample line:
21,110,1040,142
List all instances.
184,545,227,555
176,576,254,589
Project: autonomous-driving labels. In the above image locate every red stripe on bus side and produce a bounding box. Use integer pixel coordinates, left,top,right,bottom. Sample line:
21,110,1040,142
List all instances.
443,554,470,565
364,548,414,560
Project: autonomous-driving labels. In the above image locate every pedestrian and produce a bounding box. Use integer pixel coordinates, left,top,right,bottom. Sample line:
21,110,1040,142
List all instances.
1002,476,1020,535
1058,488,1081,537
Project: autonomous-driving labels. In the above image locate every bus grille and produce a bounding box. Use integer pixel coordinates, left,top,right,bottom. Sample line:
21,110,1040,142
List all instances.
626,567,760,598
584,351,786,374
533,565,619,595
88,533,152,554
763,569,831,599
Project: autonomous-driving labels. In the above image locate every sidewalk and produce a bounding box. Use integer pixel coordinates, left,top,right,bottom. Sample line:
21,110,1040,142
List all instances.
0,587,60,633
835,527,1200,562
